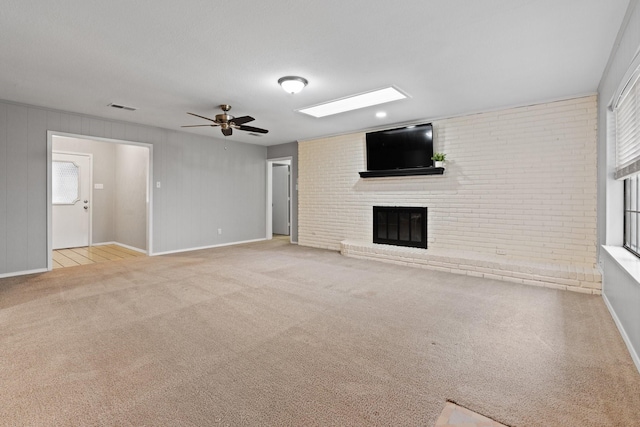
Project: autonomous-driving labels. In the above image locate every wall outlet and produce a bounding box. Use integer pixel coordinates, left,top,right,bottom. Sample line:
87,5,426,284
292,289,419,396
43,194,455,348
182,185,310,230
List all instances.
94,183,104,190
156,181,161,188
218,228,222,235
496,249,507,255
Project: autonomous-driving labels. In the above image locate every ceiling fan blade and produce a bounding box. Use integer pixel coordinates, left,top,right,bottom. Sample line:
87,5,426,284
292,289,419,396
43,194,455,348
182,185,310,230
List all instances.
230,115,254,126
181,124,219,127
237,125,269,134
222,128,233,136
187,112,218,123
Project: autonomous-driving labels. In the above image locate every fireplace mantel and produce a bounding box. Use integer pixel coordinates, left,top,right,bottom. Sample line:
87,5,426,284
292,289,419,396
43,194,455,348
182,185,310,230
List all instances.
359,166,444,178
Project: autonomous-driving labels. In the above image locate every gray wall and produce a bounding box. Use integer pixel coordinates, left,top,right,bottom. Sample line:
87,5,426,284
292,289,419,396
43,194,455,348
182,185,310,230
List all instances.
0,100,267,275
52,136,116,244
115,144,148,251
267,142,298,242
598,0,640,369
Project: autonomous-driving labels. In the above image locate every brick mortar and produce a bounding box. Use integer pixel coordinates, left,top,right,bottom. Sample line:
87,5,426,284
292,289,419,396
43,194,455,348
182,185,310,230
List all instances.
299,96,598,290
341,240,601,294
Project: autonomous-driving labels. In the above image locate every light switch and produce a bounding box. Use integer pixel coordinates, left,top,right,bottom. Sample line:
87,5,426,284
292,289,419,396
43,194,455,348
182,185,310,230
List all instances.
94,183,104,190
156,182,161,188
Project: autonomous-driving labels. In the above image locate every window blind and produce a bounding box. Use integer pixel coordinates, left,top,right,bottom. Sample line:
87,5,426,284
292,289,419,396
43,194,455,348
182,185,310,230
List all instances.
616,73,640,180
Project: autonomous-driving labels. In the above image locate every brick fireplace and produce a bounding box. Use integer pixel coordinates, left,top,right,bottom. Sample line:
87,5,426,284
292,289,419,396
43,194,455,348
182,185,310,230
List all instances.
299,95,601,294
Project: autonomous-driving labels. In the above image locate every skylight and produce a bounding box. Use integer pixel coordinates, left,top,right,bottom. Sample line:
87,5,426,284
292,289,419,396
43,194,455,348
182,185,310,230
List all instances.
298,87,407,118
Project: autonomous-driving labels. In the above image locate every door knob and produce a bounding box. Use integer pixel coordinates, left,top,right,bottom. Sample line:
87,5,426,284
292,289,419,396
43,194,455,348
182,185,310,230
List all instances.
84,200,88,203
84,206,88,210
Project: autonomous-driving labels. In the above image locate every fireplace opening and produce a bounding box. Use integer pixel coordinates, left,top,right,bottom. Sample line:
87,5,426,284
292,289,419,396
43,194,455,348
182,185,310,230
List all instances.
373,206,427,249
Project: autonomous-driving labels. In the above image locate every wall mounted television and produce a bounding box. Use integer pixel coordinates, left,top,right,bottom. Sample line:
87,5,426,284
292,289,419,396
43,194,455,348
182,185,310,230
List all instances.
360,123,441,178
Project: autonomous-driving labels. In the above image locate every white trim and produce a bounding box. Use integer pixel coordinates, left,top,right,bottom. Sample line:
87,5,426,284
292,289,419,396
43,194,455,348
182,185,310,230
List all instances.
266,161,273,239
602,245,640,285
47,134,53,270
151,238,267,256
601,245,640,374
47,131,154,271
602,291,640,374
266,157,293,244
0,268,48,279
92,241,147,254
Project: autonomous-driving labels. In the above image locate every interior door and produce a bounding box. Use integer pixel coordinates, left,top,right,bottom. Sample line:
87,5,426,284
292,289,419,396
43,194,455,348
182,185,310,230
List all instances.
272,164,290,235
52,152,91,249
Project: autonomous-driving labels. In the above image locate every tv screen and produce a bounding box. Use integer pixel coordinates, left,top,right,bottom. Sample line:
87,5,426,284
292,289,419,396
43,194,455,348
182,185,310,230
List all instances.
366,123,433,171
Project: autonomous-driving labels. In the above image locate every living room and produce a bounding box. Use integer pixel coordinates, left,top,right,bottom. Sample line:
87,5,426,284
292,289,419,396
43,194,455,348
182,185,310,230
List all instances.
1,1,640,425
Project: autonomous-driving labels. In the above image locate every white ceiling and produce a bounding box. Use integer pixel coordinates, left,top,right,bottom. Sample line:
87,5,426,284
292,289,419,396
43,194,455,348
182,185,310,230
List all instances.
0,0,630,146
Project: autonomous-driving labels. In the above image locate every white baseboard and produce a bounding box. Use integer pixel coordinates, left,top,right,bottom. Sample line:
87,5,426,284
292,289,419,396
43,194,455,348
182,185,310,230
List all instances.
0,268,49,279
92,241,147,254
151,238,267,256
602,292,640,374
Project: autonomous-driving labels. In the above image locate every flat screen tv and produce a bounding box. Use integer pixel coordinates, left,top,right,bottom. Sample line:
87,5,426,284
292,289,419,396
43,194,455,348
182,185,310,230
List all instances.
366,123,433,172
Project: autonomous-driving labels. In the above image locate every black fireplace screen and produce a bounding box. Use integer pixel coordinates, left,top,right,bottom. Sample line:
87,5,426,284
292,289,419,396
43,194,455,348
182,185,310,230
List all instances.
373,206,427,249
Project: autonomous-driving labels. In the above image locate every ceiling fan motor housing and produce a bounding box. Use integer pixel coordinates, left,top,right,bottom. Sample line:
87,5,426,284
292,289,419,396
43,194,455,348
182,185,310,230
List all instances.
216,113,232,124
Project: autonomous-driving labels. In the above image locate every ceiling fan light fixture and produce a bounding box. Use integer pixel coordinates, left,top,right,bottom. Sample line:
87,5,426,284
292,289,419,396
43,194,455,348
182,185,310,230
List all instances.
278,76,308,94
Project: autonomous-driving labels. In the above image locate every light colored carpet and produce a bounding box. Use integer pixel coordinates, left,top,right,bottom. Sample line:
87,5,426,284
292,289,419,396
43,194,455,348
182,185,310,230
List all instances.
1,239,639,426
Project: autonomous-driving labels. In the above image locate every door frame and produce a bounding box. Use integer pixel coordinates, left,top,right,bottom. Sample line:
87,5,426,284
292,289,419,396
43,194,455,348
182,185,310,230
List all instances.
47,131,154,271
266,157,292,243
51,150,94,250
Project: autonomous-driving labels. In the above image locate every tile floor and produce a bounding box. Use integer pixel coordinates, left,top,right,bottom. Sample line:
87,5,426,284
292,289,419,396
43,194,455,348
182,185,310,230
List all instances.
52,244,145,269
272,233,291,241
435,402,509,427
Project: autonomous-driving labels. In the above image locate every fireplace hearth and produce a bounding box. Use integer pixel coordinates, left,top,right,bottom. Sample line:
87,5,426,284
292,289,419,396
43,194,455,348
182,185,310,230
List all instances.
373,206,427,249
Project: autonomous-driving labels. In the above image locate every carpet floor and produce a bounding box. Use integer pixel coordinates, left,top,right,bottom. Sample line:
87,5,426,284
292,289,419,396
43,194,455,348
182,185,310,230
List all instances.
1,239,639,426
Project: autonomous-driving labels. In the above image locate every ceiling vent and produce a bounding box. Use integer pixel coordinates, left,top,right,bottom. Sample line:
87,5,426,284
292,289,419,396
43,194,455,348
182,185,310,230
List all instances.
108,103,137,111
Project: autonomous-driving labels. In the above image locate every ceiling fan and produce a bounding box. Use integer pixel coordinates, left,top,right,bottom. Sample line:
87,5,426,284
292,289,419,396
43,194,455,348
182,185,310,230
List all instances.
181,104,269,136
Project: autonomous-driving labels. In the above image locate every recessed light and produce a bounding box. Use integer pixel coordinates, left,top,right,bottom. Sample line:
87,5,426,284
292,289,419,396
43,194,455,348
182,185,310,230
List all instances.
298,87,407,118
376,111,387,118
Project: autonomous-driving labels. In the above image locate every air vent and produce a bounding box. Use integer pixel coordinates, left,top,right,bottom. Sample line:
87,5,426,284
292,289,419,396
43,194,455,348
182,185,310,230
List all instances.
108,103,137,111
248,133,263,137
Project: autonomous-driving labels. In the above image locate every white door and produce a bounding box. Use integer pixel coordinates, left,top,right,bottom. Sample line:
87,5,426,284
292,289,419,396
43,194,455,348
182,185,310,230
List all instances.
52,153,91,249
272,164,290,235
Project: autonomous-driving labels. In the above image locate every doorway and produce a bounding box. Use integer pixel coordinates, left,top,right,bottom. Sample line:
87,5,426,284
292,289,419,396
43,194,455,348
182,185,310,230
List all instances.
266,157,292,242
47,132,153,271
272,163,290,236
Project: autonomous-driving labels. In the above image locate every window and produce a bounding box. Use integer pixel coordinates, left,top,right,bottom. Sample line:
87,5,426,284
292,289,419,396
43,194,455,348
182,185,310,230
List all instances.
615,65,640,257
52,161,80,205
624,175,640,256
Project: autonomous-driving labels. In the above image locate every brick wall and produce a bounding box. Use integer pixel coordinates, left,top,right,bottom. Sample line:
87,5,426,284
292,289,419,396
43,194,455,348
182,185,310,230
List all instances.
299,96,598,271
